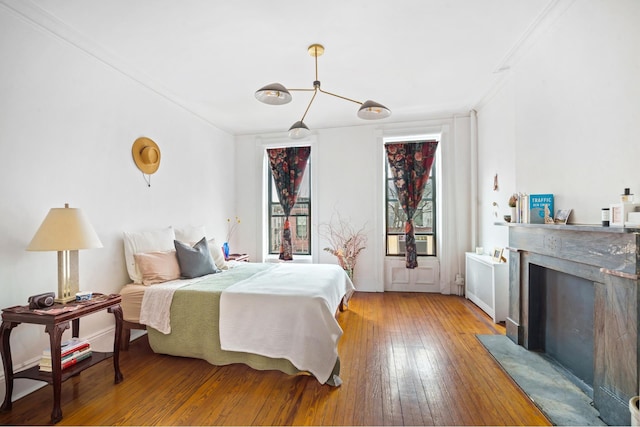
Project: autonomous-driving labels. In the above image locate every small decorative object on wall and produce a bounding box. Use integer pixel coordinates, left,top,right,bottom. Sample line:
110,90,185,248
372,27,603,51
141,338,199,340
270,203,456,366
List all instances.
132,137,161,187
493,174,499,191
492,247,504,263
320,212,367,281
492,201,500,218
554,209,572,224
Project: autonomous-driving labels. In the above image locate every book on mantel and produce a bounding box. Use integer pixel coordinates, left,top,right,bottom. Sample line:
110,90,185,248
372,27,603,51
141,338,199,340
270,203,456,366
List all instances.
528,194,554,224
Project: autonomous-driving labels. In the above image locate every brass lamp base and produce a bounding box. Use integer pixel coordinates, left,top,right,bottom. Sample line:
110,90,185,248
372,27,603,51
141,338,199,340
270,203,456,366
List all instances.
55,295,77,304
56,250,79,304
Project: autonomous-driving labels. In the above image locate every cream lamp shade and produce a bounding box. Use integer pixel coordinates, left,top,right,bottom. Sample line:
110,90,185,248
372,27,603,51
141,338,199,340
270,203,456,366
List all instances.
27,203,102,303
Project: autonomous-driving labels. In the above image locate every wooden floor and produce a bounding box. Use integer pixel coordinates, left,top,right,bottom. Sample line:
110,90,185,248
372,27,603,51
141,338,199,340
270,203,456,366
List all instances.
0,293,550,426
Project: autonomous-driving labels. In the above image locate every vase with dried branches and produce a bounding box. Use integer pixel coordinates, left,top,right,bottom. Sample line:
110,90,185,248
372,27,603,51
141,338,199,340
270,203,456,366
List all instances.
223,216,240,259
320,213,367,281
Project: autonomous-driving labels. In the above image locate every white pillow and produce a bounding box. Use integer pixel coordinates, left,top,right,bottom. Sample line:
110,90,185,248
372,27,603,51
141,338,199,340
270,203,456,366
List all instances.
123,227,176,283
208,238,229,270
174,225,207,243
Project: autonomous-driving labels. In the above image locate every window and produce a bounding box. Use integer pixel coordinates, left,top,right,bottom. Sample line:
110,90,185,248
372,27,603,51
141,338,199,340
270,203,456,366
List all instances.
385,140,437,256
267,156,311,255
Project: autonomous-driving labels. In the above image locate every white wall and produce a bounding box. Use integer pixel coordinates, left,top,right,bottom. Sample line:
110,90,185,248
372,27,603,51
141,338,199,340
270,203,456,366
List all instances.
476,0,640,249
476,77,515,253
234,115,473,293
0,6,234,399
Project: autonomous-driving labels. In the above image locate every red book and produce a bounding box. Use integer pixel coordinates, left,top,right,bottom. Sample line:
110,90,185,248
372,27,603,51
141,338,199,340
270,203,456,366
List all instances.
60,338,90,357
61,348,92,370
62,343,90,358
40,348,92,372
42,338,91,359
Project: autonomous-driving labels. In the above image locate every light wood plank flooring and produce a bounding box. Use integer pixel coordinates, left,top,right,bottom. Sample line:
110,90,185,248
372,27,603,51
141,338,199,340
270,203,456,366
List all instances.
0,292,550,425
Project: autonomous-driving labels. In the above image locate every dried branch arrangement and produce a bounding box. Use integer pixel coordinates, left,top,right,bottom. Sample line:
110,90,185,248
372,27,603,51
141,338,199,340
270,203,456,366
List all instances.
226,216,240,242
320,212,367,278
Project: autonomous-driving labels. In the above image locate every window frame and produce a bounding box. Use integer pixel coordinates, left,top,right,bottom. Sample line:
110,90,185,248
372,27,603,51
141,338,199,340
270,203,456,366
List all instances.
266,152,312,256
384,139,438,257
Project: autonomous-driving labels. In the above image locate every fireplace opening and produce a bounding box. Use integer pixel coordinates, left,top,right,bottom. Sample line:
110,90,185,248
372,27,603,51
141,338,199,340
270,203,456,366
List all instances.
528,264,595,392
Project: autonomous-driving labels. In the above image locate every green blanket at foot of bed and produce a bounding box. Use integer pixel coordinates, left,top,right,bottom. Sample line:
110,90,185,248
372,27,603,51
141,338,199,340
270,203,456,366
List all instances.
146,263,341,385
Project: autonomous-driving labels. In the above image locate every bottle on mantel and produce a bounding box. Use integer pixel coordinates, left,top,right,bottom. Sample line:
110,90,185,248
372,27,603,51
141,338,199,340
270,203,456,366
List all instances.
621,188,634,203
601,208,610,227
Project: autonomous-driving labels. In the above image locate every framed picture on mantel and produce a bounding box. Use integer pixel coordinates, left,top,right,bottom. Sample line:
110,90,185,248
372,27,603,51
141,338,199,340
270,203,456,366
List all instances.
554,209,572,224
492,247,504,263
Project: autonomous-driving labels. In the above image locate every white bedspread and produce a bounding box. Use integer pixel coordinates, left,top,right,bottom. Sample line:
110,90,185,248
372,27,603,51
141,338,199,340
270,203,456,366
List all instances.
219,263,355,384
139,276,208,333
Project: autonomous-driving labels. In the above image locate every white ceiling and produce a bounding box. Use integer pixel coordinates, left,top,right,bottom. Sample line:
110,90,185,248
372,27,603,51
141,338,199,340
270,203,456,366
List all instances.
9,0,554,135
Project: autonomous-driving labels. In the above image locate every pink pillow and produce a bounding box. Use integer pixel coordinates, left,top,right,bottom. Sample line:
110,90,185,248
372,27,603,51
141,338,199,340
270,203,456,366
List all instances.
133,251,181,285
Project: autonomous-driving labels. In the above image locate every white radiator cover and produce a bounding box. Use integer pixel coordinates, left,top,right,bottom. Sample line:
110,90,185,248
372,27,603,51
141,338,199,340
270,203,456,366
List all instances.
464,252,508,323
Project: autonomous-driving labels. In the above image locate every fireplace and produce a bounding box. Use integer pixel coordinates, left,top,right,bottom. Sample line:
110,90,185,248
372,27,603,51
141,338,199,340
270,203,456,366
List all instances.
506,223,639,426
528,265,595,390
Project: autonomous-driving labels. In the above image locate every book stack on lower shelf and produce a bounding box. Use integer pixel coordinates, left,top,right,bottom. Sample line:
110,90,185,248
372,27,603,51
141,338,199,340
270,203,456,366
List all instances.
39,338,92,372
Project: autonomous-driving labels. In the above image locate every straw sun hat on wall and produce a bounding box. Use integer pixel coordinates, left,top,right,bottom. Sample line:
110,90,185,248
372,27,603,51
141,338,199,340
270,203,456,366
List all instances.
132,137,161,174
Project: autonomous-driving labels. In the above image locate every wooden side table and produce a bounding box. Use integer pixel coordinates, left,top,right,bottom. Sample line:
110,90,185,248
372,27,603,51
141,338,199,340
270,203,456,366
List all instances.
226,253,249,262
0,293,123,424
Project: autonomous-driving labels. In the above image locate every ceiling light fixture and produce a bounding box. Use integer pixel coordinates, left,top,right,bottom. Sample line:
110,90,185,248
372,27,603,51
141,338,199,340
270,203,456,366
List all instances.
255,44,391,139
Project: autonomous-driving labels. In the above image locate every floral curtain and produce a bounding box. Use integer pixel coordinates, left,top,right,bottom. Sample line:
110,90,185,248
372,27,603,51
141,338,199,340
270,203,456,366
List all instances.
385,141,438,268
267,146,311,260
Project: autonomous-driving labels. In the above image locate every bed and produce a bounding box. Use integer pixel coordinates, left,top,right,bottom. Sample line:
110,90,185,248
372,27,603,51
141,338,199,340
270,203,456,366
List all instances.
119,226,355,386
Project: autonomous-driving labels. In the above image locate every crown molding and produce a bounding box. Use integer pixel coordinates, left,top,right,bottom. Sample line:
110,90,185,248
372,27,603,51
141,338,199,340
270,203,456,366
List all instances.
474,0,577,112
0,0,227,132
493,0,577,73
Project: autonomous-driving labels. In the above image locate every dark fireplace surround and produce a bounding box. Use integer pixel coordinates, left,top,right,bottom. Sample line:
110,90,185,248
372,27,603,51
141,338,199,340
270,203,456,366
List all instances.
506,223,639,426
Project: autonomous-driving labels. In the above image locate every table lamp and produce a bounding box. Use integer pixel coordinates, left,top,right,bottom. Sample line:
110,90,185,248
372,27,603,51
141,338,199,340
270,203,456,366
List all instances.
26,203,103,303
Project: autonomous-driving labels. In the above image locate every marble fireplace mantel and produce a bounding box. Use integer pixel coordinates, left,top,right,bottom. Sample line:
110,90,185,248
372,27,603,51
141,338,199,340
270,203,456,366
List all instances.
503,222,639,426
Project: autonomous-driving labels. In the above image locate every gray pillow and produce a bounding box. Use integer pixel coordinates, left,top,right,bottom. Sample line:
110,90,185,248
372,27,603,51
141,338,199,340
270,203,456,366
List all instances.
174,237,218,279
